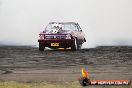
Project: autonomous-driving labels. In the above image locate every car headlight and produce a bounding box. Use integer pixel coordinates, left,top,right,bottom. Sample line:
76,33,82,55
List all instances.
66,34,71,39
39,33,44,39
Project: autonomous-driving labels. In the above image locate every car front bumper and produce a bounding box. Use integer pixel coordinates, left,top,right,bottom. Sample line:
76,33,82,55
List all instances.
38,39,74,48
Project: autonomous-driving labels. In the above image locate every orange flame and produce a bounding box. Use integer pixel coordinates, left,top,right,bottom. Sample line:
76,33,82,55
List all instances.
81,68,89,78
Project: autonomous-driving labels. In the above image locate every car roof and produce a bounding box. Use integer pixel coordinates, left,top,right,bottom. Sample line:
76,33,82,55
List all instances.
49,22,77,25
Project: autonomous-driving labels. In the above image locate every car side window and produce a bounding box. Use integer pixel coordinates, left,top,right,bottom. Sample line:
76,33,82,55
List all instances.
74,24,79,31
76,24,82,32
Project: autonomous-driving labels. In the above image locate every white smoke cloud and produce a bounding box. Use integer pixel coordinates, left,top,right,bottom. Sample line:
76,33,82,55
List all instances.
0,0,132,47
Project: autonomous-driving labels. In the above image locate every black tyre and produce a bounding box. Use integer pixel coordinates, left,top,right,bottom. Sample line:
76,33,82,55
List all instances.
78,44,82,50
79,78,91,86
39,43,45,51
71,38,78,51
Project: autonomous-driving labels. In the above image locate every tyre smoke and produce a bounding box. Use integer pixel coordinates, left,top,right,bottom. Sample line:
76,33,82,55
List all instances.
0,0,132,48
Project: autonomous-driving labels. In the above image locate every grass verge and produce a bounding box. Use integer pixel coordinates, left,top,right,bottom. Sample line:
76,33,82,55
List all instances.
0,81,131,88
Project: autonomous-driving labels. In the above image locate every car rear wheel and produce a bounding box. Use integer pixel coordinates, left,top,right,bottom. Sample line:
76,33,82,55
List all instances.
39,43,45,51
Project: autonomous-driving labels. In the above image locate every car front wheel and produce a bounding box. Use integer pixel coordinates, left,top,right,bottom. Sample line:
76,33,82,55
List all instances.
39,43,45,51
71,38,79,51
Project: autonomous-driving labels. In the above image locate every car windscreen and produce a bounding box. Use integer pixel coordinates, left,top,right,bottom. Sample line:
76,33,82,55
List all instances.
62,24,77,31
44,24,53,32
45,23,78,32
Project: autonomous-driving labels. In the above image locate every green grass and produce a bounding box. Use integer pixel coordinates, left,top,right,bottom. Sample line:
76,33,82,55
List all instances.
0,81,131,88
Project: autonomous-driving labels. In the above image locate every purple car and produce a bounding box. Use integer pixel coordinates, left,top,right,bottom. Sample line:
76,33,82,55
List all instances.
38,22,86,51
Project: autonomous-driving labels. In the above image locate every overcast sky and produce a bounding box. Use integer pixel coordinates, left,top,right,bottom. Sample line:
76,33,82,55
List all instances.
0,0,132,47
